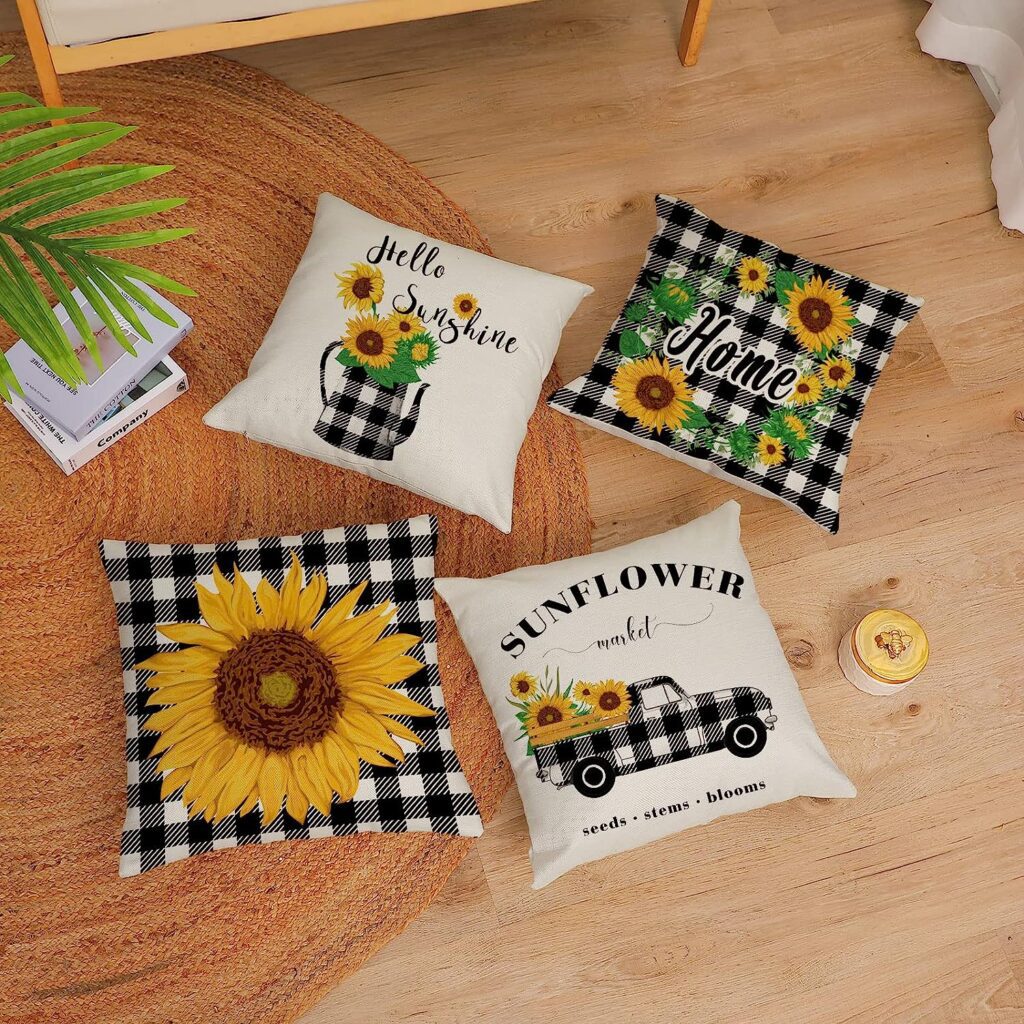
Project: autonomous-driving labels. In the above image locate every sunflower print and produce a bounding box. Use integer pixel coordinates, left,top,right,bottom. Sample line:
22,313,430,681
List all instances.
590,679,630,717
509,671,538,700
342,313,400,369
736,257,771,295
525,693,573,732
613,354,693,434
386,310,424,340
452,293,479,320
408,333,438,367
336,263,384,312
136,556,433,826
756,433,786,466
782,413,807,440
789,373,823,407
571,680,595,707
821,355,854,389
784,275,855,355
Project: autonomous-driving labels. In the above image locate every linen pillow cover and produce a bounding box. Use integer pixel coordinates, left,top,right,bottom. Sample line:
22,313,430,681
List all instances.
99,514,482,877
548,196,923,534
204,194,592,533
437,501,855,888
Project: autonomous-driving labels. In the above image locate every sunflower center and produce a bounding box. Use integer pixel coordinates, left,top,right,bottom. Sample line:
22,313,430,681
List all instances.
765,443,778,455
352,277,373,299
829,365,846,381
356,330,385,356
215,630,340,751
515,681,531,694
636,374,675,410
797,382,810,394
459,299,473,313
748,269,760,281
537,705,564,726
798,297,833,332
399,320,412,332
598,692,622,711
259,671,298,708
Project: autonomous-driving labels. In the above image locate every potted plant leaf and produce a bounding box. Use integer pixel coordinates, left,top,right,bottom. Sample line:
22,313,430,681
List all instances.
0,55,193,402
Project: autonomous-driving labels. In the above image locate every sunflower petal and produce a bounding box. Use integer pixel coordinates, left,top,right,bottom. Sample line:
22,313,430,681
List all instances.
149,704,219,755
345,683,434,720
295,573,327,632
255,577,283,630
379,716,426,747
230,566,258,636
339,709,406,763
353,743,400,768
136,647,222,675
214,747,263,820
285,782,309,824
276,552,304,631
160,766,192,800
257,752,288,826
157,723,228,774
317,603,395,660
143,691,216,733
156,622,236,652
145,678,216,707
195,580,243,640
181,737,235,810
306,581,368,643
290,749,333,818
366,655,426,686
320,735,360,802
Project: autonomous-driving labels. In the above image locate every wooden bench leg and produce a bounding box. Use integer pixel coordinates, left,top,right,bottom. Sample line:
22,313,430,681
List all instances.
678,0,714,67
15,0,66,108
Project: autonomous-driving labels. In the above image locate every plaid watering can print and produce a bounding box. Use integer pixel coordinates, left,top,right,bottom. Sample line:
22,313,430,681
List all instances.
315,340,429,460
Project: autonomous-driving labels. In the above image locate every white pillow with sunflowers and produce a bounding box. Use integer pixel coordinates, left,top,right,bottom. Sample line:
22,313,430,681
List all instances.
437,502,855,888
205,193,592,533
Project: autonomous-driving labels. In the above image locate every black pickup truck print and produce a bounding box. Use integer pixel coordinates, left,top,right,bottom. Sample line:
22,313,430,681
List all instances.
533,676,777,797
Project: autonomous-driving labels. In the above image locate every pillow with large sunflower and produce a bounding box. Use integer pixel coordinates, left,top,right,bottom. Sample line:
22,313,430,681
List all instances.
204,194,592,533
548,195,923,534
437,501,855,888
99,514,482,876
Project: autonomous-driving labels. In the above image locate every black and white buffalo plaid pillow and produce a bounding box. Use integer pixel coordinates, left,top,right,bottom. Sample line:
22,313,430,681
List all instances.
549,195,923,533
99,514,481,877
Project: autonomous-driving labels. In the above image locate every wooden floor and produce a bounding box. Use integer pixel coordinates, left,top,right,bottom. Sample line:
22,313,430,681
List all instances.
9,0,1023,1020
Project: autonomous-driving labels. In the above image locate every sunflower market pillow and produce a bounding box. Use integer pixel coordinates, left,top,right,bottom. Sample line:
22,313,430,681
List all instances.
548,195,923,534
204,193,592,533
99,513,482,877
436,501,855,888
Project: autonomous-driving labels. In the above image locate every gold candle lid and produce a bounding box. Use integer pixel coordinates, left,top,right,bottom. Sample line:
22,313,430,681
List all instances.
853,609,929,683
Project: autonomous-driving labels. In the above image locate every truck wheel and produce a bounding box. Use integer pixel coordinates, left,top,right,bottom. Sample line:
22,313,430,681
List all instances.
724,717,767,758
572,757,616,798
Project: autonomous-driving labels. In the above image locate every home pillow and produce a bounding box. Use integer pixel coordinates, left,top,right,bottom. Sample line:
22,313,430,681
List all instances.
99,514,482,877
548,196,923,534
436,501,854,888
204,194,592,533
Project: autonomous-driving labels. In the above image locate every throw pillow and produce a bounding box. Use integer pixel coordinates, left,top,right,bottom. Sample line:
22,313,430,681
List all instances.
436,501,855,888
99,514,482,877
204,193,592,533
548,195,923,533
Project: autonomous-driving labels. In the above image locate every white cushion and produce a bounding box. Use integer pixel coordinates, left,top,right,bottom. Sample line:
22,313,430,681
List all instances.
437,501,855,888
37,0,365,47
204,194,592,532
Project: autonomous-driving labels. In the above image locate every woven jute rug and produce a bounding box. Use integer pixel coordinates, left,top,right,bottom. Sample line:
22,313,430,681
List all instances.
0,40,591,1024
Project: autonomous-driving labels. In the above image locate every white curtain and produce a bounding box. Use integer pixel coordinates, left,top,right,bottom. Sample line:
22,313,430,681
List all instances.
918,1,1024,232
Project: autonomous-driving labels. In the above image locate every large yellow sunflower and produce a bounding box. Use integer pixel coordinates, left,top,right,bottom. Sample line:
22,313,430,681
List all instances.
342,313,400,369
590,679,630,718
452,293,479,320
387,309,424,340
612,354,693,434
136,555,433,826
335,263,384,311
525,693,573,733
737,256,771,295
784,275,855,355
756,433,786,466
789,373,823,407
509,671,538,701
821,355,854,389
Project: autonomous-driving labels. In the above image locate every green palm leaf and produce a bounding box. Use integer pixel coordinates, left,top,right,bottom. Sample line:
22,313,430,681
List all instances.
0,56,194,402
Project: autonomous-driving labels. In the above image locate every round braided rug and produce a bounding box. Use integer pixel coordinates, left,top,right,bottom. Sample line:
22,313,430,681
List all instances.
0,41,591,1024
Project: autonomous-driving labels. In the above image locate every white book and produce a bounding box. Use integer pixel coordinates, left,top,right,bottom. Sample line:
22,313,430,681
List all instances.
4,283,193,440
5,355,189,475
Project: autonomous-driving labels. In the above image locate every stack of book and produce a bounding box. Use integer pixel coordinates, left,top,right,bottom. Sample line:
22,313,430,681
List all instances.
3,283,193,474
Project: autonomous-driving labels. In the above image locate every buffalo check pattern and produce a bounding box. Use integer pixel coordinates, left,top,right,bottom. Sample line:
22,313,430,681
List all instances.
315,360,424,462
534,685,773,778
549,195,923,533
99,514,481,877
